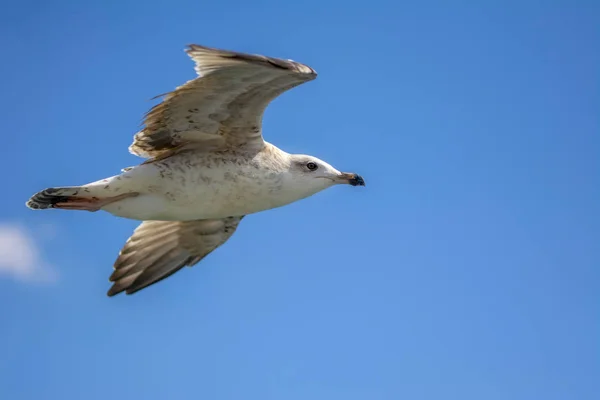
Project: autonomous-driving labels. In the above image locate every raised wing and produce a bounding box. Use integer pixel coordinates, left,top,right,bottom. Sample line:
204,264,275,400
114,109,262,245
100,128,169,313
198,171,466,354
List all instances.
129,44,317,160
107,217,243,296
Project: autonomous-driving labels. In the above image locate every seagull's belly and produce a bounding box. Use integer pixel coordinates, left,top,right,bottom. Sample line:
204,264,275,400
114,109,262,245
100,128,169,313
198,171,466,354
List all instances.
170,176,285,219
104,161,292,221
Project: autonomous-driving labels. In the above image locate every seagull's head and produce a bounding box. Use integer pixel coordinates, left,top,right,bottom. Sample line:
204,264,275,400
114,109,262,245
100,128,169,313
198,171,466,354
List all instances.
284,154,365,197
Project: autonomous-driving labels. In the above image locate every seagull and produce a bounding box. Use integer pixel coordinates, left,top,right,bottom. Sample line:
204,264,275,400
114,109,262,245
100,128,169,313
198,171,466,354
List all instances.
26,44,365,296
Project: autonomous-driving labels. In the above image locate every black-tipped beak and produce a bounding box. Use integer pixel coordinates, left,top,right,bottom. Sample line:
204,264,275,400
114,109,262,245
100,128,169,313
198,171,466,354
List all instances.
338,172,366,186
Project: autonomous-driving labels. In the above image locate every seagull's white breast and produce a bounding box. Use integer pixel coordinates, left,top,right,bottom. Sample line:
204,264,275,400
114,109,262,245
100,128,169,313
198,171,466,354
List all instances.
101,149,301,221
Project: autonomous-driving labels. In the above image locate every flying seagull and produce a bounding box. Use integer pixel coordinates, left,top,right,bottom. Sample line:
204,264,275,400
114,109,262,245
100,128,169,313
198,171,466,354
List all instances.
26,44,365,296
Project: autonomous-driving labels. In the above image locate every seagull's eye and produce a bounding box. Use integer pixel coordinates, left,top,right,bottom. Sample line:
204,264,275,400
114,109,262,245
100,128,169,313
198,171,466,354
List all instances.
306,162,318,171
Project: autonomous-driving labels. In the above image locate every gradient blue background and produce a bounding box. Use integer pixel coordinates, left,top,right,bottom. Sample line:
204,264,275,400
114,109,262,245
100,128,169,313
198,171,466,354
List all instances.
1,1,598,399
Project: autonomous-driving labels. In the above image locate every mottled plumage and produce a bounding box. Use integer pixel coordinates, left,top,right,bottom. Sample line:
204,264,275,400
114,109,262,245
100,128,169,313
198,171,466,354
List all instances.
27,44,365,296
131,44,316,159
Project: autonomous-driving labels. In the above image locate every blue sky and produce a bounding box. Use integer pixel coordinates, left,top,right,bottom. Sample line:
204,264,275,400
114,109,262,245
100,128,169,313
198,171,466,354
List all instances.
1,0,598,399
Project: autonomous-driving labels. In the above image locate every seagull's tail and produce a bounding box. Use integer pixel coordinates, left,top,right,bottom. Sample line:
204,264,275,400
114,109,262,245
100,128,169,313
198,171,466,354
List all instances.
26,182,139,212
26,186,95,211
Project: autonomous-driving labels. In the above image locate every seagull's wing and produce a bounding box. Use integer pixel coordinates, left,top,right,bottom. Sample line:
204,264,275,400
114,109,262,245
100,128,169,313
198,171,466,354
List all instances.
107,217,243,296
129,44,317,160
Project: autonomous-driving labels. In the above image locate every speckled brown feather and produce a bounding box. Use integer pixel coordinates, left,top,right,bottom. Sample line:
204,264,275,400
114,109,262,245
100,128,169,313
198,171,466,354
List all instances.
107,216,243,296
129,44,317,160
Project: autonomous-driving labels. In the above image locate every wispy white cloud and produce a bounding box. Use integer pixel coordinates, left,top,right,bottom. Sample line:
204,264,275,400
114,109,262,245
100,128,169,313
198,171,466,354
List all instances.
0,224,57,283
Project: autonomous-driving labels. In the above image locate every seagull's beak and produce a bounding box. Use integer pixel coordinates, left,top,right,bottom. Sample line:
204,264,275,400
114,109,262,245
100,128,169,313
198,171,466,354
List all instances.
336,172,366,186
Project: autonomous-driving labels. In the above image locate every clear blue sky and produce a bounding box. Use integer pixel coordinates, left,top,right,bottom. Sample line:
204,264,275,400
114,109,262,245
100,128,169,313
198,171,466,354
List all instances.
1,1,598,399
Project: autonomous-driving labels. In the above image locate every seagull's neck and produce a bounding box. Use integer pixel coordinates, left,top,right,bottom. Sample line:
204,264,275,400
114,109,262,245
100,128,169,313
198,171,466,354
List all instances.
256,142,292,171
